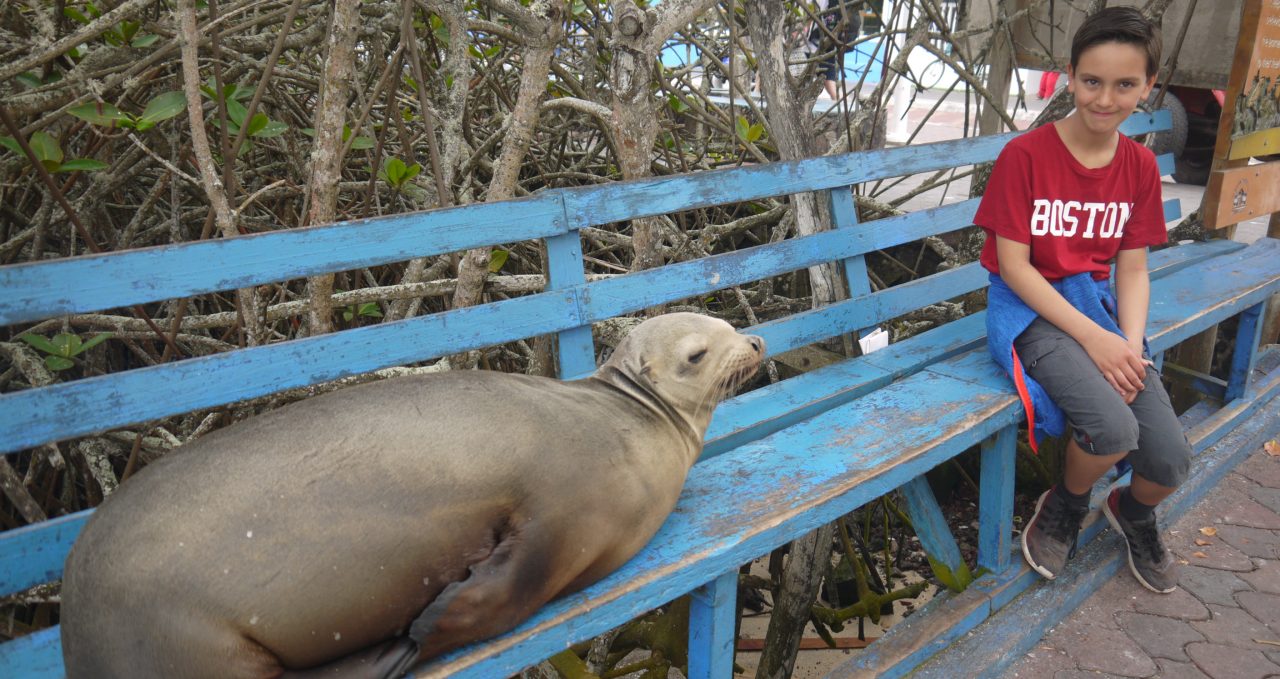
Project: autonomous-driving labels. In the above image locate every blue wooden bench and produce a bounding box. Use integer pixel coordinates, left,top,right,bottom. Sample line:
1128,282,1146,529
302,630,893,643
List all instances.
2,110,1278,678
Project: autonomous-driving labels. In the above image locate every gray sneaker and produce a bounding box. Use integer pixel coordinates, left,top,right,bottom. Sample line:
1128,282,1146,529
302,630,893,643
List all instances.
1022,487,1089,579
1102,483,1179,593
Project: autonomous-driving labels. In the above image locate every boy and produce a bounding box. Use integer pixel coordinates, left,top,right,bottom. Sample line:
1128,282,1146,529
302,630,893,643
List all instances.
976,7,1192,594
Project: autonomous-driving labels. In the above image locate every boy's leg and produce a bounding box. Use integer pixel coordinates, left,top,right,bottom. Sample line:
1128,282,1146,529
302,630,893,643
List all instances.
1015,318,1140,579
1101,364,1191,594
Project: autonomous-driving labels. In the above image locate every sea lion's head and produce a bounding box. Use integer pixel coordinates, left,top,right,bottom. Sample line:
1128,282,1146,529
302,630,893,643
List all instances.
603,313,764,437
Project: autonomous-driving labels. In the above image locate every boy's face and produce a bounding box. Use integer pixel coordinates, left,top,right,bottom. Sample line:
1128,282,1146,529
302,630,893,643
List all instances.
1066,41,1157,137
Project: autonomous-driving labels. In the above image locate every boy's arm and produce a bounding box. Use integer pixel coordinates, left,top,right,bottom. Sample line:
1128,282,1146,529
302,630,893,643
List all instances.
1113,247,1150,356
995,235,1148,395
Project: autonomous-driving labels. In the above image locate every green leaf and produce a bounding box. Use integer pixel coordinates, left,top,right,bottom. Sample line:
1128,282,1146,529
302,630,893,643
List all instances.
63,7,91,24
667,94,689,113
255,120,289,138
29,131,63,168
245,112,269,137
18,333,59,355
381,157,407,185
300,127,316,137
0,136,19,155
78,332,113,353
734,115,750,143
349,136,375,150
45,355,75,371
356,302,382,319
51,333,81,358
746,123,765,143
56,158,109,172
84,2,102,19
120,20,139,42
139,91,187,125
401,162,421,182
17,73,41,89
488,249,509,273
224,98,249,127
68,102,132,127
131,33,159,48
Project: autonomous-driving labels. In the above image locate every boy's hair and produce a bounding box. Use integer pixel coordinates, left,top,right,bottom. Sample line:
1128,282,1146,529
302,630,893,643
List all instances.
1070,6,1162,78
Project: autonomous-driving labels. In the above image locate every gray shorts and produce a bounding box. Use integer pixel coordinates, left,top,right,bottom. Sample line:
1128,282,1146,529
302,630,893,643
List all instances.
1014,317,1192,488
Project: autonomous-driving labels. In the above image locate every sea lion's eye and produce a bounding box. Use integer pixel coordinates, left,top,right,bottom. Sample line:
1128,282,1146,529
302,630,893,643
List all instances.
688,349,707,364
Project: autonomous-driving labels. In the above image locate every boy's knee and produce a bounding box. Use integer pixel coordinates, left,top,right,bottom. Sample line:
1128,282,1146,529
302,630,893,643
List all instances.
1074,410,1140,456
1140,443,1191,488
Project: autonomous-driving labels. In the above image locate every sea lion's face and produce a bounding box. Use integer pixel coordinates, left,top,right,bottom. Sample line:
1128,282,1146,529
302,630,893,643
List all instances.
614,313,765,421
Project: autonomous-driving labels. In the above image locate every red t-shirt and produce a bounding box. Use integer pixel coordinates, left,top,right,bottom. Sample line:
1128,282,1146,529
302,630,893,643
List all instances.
976,123,1167,281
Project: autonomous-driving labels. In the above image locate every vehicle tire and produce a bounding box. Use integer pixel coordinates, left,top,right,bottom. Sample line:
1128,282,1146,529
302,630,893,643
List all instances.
1172,145,1213,185
1141,92,1187,159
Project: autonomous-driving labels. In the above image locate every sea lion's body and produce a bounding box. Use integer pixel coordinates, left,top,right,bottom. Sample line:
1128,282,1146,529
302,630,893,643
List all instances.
61,313,763,679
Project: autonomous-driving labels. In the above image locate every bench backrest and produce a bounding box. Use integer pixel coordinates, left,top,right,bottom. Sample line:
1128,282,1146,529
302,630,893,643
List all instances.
0,111,1175,611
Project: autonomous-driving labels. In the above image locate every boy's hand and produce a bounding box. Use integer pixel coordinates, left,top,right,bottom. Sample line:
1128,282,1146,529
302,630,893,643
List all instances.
1083,330,1148,395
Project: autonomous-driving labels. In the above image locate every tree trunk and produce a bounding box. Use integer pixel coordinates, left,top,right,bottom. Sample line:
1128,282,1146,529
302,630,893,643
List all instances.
977,0,1014,137
755,523,835,679
747,0,842,307
607,0,719,276
302,0,363,337
451,7,563,313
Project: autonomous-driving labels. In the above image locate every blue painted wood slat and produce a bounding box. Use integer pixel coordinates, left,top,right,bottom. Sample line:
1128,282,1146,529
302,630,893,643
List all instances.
898,476,970,586
1226,302,1264,402
687,570,737,679
0,195,568,326
977,426,1016,574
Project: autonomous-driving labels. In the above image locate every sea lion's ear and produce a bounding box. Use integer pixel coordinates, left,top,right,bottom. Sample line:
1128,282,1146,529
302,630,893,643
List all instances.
638,356,652,378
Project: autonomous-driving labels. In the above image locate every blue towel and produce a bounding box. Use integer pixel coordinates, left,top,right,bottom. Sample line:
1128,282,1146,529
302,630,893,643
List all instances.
986,272,1138,449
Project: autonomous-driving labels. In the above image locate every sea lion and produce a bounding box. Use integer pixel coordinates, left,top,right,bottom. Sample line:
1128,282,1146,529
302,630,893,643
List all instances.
61,312,764,679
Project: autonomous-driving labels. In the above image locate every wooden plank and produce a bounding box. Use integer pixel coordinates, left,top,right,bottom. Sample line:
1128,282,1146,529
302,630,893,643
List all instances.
1202,0,1280,229
0,510,89,597
544,223,595,379
0,195,568,326
0,291,581,455
558,135,1012,228
1145,238,1280,352
977,426,1017,574
1226,302,1265,401
0,627,62,679
687,571,737,679
899,476,970,587
577,204,983,324
1203,161,1280,229
827,586,993,679
1227,126,1280,160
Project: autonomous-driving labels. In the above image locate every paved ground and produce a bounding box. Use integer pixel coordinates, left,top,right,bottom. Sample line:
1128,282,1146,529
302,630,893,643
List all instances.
1002,441,1280,679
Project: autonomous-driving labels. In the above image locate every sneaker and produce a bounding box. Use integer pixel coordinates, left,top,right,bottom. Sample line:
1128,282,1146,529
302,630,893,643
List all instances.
1022,487,1089,579
1102,483,1179,593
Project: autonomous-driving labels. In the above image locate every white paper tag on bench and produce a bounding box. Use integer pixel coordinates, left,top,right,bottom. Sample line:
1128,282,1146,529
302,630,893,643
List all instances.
858,327,889,354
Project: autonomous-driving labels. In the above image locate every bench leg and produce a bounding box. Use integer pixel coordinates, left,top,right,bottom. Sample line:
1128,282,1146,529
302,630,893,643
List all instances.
687,570,737,679
1226,302,1265,402
977,426,1016,574
900,475,972,590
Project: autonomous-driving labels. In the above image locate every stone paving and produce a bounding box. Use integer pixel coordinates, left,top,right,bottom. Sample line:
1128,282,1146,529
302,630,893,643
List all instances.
1002,442,1280,679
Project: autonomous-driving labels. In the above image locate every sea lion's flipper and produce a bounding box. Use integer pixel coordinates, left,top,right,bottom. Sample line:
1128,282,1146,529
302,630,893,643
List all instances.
403,520,561,662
